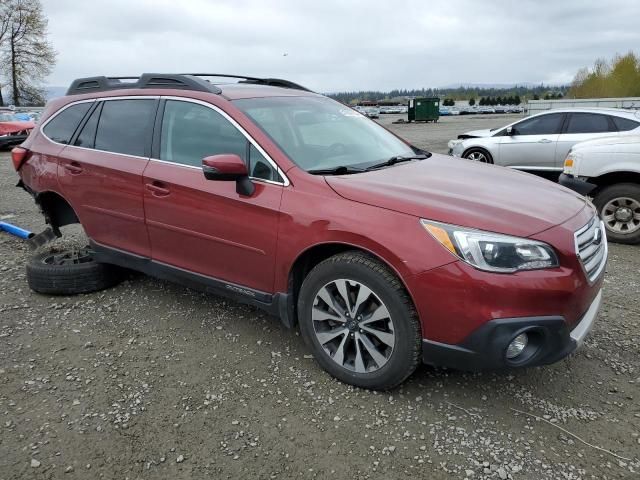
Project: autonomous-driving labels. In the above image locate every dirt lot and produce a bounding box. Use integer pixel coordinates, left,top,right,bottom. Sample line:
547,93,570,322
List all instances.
1,115,639,480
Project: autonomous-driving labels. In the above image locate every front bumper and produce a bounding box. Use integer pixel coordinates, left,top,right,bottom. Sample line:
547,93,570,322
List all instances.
422,289,602,370
559,173,597,196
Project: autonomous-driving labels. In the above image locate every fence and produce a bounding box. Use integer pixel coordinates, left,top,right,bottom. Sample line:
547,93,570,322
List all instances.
527,97,640,116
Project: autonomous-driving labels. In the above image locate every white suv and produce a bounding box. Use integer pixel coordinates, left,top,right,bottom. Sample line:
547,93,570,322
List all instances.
560,135,640,244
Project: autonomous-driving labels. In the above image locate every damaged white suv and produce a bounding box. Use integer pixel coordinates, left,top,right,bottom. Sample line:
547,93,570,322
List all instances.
560,135,640,244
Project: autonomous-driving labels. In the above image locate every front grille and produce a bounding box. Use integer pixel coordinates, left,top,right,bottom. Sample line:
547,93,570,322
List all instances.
574,217,607,283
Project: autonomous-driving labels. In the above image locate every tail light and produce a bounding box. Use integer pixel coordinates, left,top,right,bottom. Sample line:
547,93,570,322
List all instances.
11,147,30,171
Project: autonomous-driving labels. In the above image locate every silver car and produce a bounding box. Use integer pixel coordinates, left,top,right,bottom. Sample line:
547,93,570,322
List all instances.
448,108,640,172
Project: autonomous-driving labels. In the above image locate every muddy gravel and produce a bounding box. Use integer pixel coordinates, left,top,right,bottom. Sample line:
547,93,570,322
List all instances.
1,116,639,479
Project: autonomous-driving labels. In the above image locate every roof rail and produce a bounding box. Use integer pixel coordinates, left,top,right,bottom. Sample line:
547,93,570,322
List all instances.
66,73,312,96
66,74,222,96
180,74,312,92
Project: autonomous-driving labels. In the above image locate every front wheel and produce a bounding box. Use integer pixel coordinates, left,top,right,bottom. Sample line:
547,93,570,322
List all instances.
463,148,493,164
297,251,422,390
593,183,640,244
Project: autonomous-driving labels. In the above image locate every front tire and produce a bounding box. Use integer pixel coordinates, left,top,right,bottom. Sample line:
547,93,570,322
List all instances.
297,251,422,390
463,148,493,164
593,183,640,244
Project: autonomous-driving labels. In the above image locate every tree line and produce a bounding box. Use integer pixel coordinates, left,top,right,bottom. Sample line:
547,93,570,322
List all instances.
569,52,640,99
329,85,568,105
0,0,55,107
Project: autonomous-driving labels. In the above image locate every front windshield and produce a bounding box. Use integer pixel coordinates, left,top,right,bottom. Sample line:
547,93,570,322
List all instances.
234,96,415,171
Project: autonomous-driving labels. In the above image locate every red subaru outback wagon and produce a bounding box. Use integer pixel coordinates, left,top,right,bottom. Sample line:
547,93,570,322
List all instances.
13,74,606,389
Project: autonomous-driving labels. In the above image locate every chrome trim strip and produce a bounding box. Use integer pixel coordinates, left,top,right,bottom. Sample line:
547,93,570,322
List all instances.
508,166,563,171
570,289,602,347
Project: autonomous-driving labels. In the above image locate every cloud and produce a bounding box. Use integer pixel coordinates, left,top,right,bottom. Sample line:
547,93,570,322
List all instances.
42,0,640,92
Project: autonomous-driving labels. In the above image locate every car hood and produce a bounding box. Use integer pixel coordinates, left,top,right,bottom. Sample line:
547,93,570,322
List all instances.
457,128,495,139
0,120,35,135
572,134,640,151
325,154,588,238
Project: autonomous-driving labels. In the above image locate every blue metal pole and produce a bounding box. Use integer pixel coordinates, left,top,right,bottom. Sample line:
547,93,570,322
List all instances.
0,221,34,239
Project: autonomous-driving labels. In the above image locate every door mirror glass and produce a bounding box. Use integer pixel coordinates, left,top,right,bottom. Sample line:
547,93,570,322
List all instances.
202,154,254,196
506,126,514,135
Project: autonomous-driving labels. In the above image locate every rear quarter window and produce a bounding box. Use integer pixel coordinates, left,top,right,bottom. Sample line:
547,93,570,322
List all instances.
42,102,92,144
612,116,640,132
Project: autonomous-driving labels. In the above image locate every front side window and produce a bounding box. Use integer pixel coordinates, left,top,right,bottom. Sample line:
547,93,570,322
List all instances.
512,113,564,136
43,102,92,144
160,100,246,167
159,100,282,182
95,99,156,156
565,113,613,134
234,96,415,172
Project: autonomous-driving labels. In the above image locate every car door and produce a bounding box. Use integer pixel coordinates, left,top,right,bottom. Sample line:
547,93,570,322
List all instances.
142,98,285,293
497,112,565,169
56,98,158,257
555,112,618,165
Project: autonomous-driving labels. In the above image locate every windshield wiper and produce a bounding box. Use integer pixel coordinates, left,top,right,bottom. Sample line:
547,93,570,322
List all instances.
364,154,429,171
307,166,364,175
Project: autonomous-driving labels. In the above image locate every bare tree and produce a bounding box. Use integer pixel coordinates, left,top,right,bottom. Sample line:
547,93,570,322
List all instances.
0,0,56,106
0,3,12,106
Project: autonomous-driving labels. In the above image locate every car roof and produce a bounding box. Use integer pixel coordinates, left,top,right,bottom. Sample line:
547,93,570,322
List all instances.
533,107,640,119
217,83,319,100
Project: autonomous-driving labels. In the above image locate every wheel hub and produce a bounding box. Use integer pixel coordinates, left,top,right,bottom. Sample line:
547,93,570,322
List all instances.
614,207,633,222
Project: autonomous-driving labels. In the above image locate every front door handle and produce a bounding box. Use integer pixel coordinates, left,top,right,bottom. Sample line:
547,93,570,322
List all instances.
64,162,83,174
145,181,170,197
538,139,552,144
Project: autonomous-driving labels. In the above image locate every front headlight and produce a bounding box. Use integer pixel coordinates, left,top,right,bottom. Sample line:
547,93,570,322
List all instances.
447,139,464,150
421,220,559,273
563,151,580,174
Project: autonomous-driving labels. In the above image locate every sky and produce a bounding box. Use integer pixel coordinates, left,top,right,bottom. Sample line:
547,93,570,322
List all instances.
41,0,640,93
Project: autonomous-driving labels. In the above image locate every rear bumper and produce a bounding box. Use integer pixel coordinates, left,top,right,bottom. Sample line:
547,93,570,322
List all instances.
559,173,597,196
422,289,602,370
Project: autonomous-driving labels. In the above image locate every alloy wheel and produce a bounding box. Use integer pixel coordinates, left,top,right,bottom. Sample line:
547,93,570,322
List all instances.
466,151,489,163
311,279,395,373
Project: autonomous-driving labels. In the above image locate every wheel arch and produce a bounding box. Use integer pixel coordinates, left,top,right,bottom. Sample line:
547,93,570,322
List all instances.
34,190,80,232
285,241,418,328
590,171,640,196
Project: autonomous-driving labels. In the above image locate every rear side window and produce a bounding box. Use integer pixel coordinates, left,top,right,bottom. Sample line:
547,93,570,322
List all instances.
160,100,247,167
95,99,156,156
43,103,92,144
612,116,640,132
74,103,102,148
513,113,564,135
565,113,614,134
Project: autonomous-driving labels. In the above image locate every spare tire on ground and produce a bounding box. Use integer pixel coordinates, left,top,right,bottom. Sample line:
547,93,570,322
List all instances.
26,247,123,295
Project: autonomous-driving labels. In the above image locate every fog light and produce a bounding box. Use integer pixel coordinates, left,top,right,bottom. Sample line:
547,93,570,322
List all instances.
506,333,528,359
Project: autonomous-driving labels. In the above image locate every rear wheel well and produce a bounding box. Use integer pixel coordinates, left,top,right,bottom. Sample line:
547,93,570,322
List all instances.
287,244,411,326
35,192,79,231
591,172,640,195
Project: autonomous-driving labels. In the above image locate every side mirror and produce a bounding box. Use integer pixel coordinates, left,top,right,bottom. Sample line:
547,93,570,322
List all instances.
202,154,255,196
506,126,514,135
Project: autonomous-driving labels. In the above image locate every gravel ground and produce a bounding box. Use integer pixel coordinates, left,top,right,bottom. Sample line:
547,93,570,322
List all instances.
1,115,639,479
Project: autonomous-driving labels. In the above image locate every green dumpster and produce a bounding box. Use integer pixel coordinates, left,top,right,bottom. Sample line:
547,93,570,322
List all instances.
408,97,439,123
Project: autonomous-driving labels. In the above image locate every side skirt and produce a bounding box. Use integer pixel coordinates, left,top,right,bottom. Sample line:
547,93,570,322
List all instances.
89,240,295,327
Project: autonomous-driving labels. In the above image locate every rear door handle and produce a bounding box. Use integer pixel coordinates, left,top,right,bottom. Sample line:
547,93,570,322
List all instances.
64,162,83,174
538,139,552,143
145,181,170,197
